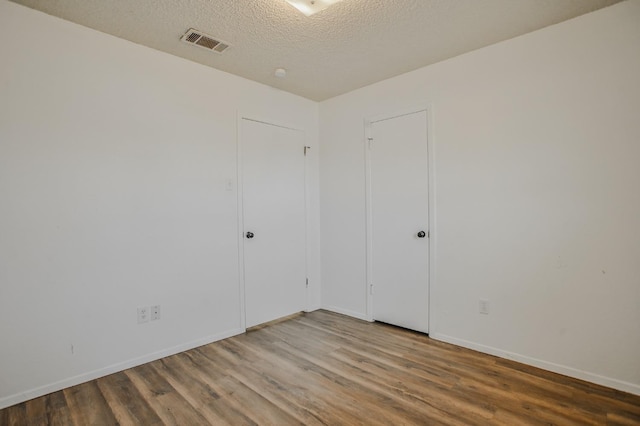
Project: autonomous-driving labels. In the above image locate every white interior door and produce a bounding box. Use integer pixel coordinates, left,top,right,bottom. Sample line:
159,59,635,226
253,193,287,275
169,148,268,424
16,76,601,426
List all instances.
368,110,429,333
241,118,307,328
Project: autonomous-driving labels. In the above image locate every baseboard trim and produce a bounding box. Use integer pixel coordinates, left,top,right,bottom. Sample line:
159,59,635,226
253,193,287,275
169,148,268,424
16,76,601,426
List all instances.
430,332,640,397
305,304,322,313
0,327,245,410
322,305,370,321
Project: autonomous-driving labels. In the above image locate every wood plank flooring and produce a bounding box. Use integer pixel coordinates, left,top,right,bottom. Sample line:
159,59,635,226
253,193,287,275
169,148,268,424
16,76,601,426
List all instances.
2,310,639,425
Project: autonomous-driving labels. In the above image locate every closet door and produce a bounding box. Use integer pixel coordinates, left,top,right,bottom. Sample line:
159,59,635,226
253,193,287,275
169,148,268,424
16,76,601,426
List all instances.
368,110,429,333
240,118,307,328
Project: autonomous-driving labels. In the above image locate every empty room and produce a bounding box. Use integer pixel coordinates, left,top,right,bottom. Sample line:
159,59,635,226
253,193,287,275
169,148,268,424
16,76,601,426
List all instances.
1,0,639,424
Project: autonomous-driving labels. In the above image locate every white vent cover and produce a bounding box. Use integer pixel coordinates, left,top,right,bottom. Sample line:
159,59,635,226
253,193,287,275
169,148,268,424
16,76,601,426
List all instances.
181,28,230,53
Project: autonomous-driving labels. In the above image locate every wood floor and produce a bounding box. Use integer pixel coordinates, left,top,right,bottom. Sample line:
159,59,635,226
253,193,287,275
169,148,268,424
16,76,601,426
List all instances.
2,310,639,425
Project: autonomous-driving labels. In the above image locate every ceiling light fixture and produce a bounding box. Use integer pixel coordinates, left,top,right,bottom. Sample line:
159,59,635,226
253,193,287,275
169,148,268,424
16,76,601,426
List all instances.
275,68,287,78
284,0,344,17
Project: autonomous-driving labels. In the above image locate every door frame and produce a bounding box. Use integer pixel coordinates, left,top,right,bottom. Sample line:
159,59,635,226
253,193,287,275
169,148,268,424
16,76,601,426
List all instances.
363,105,436,332
236,113,311,331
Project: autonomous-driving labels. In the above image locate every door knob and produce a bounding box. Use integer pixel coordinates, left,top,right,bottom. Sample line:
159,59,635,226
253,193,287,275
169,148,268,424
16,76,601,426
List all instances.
417,231,426,238
246,232,254,239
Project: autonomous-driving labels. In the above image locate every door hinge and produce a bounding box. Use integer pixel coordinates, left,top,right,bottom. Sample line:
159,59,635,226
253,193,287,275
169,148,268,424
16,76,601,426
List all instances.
306,277,309,287
367,137,373,150
304,146,311,156
369,283,373,295
428,230,431,238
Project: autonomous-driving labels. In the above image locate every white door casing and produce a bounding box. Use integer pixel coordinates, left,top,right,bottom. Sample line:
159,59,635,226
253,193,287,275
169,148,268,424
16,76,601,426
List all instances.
365,109,430,333
239,117,307,329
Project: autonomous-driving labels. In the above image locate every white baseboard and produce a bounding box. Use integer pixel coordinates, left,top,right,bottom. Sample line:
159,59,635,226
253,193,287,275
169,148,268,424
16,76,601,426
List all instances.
430,332,640,397
305,304,322,313
322,305,370,321
0,327,245,410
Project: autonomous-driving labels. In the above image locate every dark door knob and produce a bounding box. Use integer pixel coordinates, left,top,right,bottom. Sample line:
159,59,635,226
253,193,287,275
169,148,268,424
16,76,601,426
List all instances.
417,231,426,238
246,232,254,239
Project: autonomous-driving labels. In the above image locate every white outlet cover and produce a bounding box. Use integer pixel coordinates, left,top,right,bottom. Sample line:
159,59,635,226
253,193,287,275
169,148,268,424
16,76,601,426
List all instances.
151,305,161,321
137,307,149,323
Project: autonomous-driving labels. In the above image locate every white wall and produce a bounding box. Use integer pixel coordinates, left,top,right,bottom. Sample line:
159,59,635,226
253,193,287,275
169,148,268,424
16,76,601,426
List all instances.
319,0,640,395
0,0,320,408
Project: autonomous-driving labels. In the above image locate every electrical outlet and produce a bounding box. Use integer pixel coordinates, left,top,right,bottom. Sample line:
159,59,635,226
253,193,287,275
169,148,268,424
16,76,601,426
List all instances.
151,305,161,321
137,307,149,324
479,299,490,315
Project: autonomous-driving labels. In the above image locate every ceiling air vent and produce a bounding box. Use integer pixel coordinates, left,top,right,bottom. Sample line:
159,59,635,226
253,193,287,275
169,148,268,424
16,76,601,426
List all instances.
181,28,230,54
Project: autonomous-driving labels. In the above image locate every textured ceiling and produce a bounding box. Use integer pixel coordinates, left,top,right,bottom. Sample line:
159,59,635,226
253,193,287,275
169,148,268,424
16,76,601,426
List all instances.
10,0,623,101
